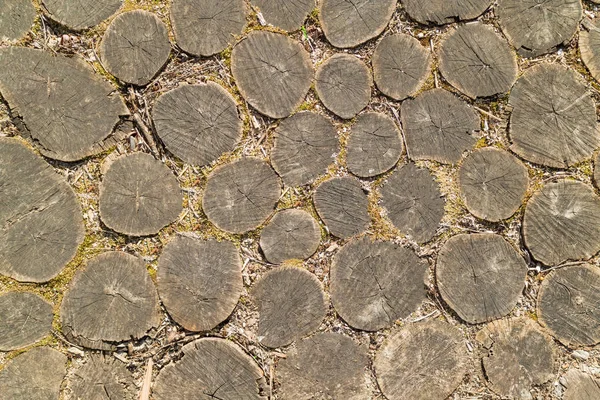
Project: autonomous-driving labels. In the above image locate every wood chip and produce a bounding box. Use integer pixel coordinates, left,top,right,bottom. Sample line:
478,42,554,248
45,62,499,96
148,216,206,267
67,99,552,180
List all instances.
0,0,36,41
42,0,123,30
0,292,53,351
402,0,492,25
251,0,314,31
69,354,135,400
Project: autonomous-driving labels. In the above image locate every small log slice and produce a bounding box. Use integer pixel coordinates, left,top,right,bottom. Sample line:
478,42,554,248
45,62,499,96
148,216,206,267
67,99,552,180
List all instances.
581,20,600,84
313,176,370,239
171,0,246,57
69,354,135,400
372,33,432,101
271,111,339,187
60,251,161,350
231,31,313,119
347,112,403,178
0,292,53,351
202,157,281,234
0,0,36,41
331,237,427,331
374,320,467,400
152,82,243,166
99,152,182,236
153,338,267,400
277,332,370,400
157,236,243,332
563,369,600,400
523,180,600,266
42,0,122,30
380,163,444,243
508,64,600,168
458,147,529,222
402,0,492,25
252,0,315,31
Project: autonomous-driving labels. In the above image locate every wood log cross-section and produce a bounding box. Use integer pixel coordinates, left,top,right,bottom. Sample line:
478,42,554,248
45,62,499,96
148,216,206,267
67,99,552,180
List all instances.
42,0,123,30
0,292,53,351
401,0,492,25
0,0,37,41
69,354,135,400
251,0,315,31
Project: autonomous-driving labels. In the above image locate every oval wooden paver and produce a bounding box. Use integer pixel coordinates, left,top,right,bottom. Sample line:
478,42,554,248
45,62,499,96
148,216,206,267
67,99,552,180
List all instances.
252,267,326,348
523,180,600,266
508,64,600,168
580,21,600,84
0,47,129,162
231,31,313,119
171,0,246,57
152,83,243,166
157,236,242,332
0,347,67,400
476,318,555,398
202,157,281,234
315,54,371,119
153,338,267,400
320,0,396,48
372,33,432,101
458,147,529,222
0,0,36,41
277,332,370,399
0,292,53,351
331,237,427,331
99,152,182,237
380,163,444,243
374,320,467,400
313,176,370,239
439,23,518,99
563,369,600,400
402,0,492,25
69,354,134,400
0,138,85,283
346,112,403,178
60,251,160,350
436,233,527,324
259,209,321,264
252,0,314,31
401,89,480,165
271,111,339,187
42,0,122,30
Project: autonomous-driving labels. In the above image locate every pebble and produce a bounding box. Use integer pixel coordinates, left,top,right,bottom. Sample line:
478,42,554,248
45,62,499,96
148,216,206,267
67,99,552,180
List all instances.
573,350,590,360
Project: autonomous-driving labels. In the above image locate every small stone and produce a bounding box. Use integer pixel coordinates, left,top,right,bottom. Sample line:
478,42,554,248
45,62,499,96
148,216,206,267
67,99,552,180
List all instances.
572,350,590,360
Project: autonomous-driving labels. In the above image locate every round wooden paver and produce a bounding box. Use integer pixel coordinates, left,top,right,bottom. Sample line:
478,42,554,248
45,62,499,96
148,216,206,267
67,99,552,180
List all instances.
497,0,582,57
271,111,339,187
402,0,492,25
152,83,243,166
277,332,370,400
523,180,600,266
380,163,444,243
0,347,67,400
438,23,518,99
458,147,529,222
0,292,53,351
99,10,171,86
69,354,135,400
0,138,85,283
320,0,396,48
252,267,326,348
346,112,403,178
476,318,555,398
580,21,600,84
202,157,281,234
171,0,246,57
60,251,161,350
331,237,427,331
508,64,600,168
372,33,432,101
436,233,527,324
374,320,467,400
259,209,321,264
563,369,600,400
401,89,480,165
0,47,129,162
315,54,371,119
231,31,313,119
313,176,370,239
0,0,36,41
153,338,267,400
252,0,315,31
157,236,242,332
99,152,182,237
42,0,122,30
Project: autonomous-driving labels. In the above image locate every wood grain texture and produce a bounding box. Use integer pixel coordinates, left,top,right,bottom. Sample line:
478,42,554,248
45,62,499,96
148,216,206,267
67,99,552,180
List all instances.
595,152,600,188
580,20,600,84
42,0,122,30
563,369,600,400
331,237,427,331
0,0,36,41
252,0,314,31
436,233,527,324
401,0,492,25
0,292,53,351
69,354,135,400
157,236,243,332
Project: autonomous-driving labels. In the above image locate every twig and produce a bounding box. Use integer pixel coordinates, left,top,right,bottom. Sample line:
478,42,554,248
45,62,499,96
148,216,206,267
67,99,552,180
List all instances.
542,260,586,273
138,358,153,400
133,112,159,156
472,106,502,121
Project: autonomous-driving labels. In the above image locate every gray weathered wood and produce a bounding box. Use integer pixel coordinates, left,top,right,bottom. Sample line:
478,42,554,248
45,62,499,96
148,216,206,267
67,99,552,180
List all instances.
0,292,53,351
508,64,600,168
42,0,122,30
595,152,600,189
69,354,135,400
99,152,182,236
0,138,85,283
252,0,314,31
436,233,527,324
231,31,313,119
252,266,326,348
0,0,36,41
152,82,243,166
153,338,267,400
157,236,243,332
331,237,427,331
458,147,529,222
563,369,600,400
202,157,281,234
374,320,467,400
523,180,600,266
580,20,600,84
401,0,492,25
60,251,161,350
271,111,339,187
